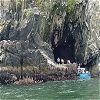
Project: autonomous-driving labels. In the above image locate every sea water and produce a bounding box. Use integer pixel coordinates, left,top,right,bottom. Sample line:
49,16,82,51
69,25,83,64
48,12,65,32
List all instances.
0,79,100,100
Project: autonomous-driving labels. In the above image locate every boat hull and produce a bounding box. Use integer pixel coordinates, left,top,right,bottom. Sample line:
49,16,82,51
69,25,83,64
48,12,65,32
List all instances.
79,73,91,80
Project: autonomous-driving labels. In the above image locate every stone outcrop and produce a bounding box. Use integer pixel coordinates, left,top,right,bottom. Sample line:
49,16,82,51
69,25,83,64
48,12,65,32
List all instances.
51,0,100,68
0,0,100,69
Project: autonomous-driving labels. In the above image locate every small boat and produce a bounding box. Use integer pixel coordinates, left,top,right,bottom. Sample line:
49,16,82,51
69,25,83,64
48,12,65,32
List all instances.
77,67,91,80
79,72,91,80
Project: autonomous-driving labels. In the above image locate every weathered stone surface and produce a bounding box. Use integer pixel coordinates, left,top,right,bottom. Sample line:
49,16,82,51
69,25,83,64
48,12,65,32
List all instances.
0,0,99,69
51,0,100,68
0,40,54,67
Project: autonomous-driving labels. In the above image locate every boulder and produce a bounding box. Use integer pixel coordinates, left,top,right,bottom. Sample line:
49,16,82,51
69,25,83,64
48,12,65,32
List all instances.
0,72,17,84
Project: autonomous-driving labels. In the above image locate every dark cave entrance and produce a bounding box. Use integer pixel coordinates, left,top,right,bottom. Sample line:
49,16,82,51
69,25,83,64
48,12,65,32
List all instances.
52,37,76,64
51,18,77,64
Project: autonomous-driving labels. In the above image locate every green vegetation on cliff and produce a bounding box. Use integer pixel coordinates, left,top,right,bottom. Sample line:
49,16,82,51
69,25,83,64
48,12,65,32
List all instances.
67,0,77,13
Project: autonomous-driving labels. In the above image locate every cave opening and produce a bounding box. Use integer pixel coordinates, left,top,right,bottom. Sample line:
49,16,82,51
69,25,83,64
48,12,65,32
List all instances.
52,34,76,64
51,16,77,64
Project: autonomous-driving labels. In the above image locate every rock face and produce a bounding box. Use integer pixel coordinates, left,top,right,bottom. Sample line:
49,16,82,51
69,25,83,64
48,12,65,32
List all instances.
0,0,55,67
0,0,100,68
86,0,100,66
51,0,100,68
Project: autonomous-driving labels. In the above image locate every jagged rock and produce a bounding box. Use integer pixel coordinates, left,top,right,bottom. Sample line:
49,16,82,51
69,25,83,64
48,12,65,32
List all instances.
0,40,54,67
0,0,99,69
0,72,17,84
51,0,100,68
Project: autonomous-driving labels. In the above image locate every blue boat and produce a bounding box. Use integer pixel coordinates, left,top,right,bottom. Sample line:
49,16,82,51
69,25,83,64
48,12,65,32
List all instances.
79,73,91,80
77,67,91,80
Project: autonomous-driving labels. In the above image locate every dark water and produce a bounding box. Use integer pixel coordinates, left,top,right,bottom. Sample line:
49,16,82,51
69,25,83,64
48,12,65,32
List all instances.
0,79,100,100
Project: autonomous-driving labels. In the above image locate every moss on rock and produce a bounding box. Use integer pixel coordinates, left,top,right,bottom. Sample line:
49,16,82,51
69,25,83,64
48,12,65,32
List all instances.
67,0,77,13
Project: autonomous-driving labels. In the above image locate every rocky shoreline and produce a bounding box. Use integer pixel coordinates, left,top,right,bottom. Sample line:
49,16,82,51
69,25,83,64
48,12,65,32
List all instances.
0,65,100,85
0,0,100,86
0,65,78,85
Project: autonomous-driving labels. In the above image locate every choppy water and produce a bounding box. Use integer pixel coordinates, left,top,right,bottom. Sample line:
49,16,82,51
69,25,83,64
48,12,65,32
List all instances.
0,79,100,100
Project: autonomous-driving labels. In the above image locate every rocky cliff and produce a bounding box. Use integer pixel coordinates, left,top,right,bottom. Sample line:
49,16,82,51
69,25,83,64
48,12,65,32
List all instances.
0,0,100,69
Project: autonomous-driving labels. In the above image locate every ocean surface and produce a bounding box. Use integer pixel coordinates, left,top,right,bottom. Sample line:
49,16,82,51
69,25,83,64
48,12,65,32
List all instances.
0,79,100,100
